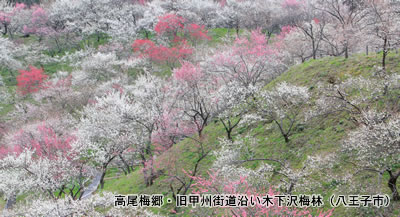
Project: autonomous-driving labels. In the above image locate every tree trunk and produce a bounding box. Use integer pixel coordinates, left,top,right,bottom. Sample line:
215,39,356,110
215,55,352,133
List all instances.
388,170,400,201
99,157,115,189
274,120,290,143
119,155,131,174
382,37,388,70
2,24,7,36
99,168,107,189
227,129,232,141
284,135,289,143
198,128,203,138
312,40,316,59
221,119,233,141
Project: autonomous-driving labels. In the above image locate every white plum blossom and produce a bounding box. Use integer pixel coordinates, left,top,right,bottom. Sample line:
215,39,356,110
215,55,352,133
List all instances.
344,113,400,200
78,52,120,83
74,90,143,189
0,37,23,70
251,82,311,143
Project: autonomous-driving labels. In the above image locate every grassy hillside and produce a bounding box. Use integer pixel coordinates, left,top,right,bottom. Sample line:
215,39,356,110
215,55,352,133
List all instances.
100,52,400,216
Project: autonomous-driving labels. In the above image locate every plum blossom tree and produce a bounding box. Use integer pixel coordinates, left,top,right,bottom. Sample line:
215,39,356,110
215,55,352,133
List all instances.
0,2,12,35
281,26,313,62
78,52,120,83
16,65,48,96
105,2,145,42
21,5,49,39
0,3,29,38
132,39,193,68
154,13,185,38
315,75,400,127
0,37,23,70
251,82,310,143
0,3,52,41
242,0,277,32
130,72,193,147
132,12,211,68
173,61,219,138
215,0,253,36
135,0,166,38
44,0,84,54
74,90,143,189
344,113,400,201
209,29,283,92
31,73,86,118
280,0,328,60
0,122,86,200
314,0,369,58
365,0,400,70
175,0,219,28
127,72,174,186
214,81,254,141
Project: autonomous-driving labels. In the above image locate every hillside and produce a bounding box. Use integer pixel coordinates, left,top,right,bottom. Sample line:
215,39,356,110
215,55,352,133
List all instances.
2,1,400,216
98,52,400,217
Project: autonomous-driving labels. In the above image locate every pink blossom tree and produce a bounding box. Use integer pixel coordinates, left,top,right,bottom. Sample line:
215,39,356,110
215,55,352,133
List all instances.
154,13,185,39
16,65,48,96
209,29,283,91
132,39,193,68
132,13,211,68
22,5,50,39
173,61,219,138
0,122,90,200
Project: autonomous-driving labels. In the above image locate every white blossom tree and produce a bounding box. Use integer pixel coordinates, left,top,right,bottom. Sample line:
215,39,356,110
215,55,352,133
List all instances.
215,0,254,36
78,52,120,83
344,113,400,201
315,75,400,126
314,0,369,58
0,37,23,70
74,90,143,189
252,82,310,143
214,81,254,141
126,72,176,186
